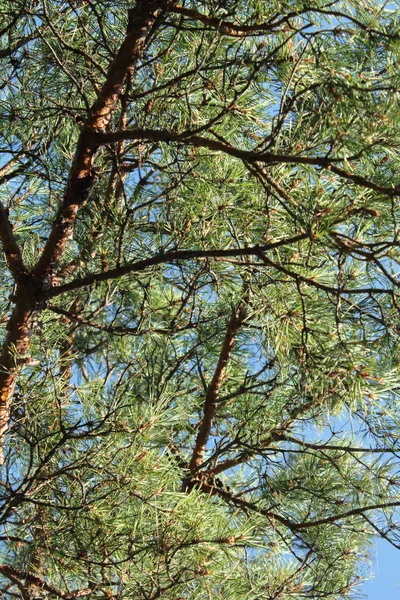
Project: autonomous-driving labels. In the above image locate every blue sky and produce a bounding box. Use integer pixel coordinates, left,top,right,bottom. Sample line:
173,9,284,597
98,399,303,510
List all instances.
361,539,400,599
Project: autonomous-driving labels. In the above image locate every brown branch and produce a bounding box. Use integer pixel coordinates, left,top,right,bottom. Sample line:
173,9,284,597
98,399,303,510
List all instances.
207,433,400,477
0,564,92,600
44,234,310,298
255,250,393,296
0,297,34,456
166,3,278,37
0,201,26,282
166,4,309,37
196,481,400,533
34,0,173,279
188,303,246,472
204,396,323,476
0,0,175,456
0,36,35,59
195,479,293,529
43,236,395,300
97,128,399,196
292,501,400,530
47,304,207,336
275,434,400,454
167,4,398,42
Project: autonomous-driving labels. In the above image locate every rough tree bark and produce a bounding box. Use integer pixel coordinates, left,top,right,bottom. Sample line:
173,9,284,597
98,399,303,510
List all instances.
0,0,175,461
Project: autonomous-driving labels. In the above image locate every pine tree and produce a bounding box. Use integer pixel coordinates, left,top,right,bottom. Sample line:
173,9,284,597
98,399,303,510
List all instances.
0,0,400,598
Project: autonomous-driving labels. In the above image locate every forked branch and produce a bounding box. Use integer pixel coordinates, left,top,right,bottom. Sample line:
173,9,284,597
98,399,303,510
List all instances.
0,0,176,457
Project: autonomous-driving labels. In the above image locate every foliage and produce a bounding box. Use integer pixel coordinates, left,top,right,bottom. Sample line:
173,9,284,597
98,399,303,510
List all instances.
0,0,400,598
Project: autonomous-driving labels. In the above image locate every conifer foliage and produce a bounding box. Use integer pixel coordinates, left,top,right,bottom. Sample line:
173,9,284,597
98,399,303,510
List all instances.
1,0,400,597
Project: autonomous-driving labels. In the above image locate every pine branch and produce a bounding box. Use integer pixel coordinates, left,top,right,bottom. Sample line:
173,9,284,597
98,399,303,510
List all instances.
44,238,394,300
0,564,92,600
0,200,26,282
97,128,399,197
204,396,324,476
189,302,246,472
167,3,399,41
274,434,400,454
0,0,176,456
165,3,306,37
44,234,310,298
34,1,175,278
196,481,400,533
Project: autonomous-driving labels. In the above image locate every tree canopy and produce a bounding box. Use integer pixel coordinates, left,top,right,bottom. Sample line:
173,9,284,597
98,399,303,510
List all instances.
1,0,400,598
